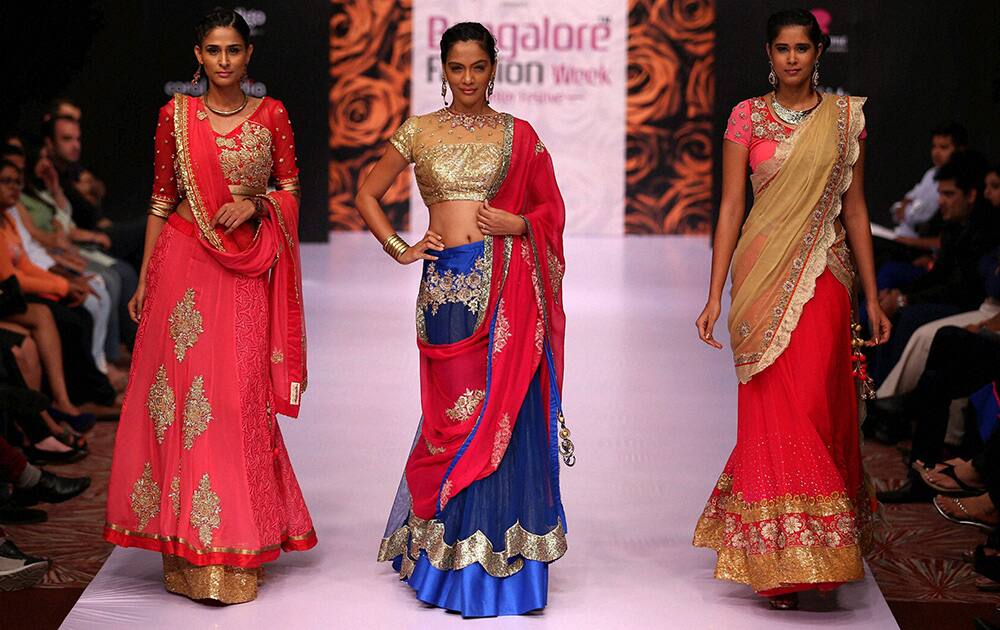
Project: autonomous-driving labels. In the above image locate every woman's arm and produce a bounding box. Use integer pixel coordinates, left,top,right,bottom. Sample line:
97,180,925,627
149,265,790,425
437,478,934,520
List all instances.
695,140,748,348
840,142,892,344
354,147,443,264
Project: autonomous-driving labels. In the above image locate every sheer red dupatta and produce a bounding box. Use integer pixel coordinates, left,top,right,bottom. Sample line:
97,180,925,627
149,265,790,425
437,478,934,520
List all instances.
173,94,307,418
406,118,567,520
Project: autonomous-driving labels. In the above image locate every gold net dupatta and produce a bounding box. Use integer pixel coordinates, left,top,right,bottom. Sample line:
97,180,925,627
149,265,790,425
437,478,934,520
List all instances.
728,96,866,384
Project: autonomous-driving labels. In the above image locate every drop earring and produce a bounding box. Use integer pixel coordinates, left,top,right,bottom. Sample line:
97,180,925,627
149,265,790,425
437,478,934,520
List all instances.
487,77,495,104
812,60,820,88
441,76,448,106
191,64,202,85
768,61,777,88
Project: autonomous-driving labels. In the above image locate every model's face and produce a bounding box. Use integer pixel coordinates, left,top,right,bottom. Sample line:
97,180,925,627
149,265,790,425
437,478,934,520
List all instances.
0,166,23,208
444,41,494,111
47,119,81,164
937,179,975,222
931,135,957,168
985,172,1000,209
767,26,820,91
195,27,253,90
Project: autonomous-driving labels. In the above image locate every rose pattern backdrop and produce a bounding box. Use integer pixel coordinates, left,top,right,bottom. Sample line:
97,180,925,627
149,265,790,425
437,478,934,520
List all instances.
329,0,715,235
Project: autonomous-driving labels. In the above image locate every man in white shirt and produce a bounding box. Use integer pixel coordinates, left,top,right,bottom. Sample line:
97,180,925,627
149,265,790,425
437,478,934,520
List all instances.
890,123,968,238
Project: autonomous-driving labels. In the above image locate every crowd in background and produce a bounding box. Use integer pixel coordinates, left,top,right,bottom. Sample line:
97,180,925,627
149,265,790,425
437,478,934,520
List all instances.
0,98,145,590
864,122,1000,593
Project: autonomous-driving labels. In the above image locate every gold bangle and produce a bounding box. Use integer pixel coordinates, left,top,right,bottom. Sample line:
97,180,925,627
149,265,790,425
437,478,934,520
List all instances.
148,206,172,219
382,233,409,260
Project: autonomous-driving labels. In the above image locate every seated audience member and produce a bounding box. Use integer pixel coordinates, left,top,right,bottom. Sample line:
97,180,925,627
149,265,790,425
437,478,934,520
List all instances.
17,144,138,359
0,429,89,589
878,168,1000,398
872,152,999,383
885,122,967,240
43,114,145,270
1,151,113,373
0,160,115,409
877,325,1000,503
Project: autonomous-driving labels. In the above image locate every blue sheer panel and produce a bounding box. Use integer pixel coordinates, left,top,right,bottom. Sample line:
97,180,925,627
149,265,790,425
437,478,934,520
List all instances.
422,240,483,345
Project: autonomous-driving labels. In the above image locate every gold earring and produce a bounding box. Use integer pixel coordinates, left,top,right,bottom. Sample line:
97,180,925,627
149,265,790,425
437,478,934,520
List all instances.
191,64,202,85
768,62,776,88
441,76,448,106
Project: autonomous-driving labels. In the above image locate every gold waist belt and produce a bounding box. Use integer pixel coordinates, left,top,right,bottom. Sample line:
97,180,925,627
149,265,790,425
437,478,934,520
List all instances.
228,184,266,197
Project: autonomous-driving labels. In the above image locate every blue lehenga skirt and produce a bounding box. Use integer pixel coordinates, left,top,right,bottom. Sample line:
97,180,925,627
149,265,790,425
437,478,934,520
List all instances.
379,240,566,617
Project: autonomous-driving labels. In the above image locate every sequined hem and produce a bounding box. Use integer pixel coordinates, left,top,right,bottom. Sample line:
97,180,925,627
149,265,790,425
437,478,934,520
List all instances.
377,512,567,579
163,555,261,604
692,473,873,592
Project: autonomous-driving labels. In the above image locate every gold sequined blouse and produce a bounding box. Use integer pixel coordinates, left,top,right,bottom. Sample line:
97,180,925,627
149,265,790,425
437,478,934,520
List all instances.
389,109,513,207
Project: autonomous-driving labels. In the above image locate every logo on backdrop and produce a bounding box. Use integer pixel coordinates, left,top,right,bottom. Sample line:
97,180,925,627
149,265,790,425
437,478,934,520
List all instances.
235,7,267,37
811,8,848,53
163,80,268,98
413,1,627,235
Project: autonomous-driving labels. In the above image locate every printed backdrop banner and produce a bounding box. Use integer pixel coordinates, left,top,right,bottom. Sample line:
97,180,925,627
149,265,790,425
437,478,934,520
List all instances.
411,1,627,235
328,0,715,235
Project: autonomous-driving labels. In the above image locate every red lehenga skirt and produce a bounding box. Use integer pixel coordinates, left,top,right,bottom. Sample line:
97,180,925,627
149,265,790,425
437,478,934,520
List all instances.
104,215,316,603
693,269,874,595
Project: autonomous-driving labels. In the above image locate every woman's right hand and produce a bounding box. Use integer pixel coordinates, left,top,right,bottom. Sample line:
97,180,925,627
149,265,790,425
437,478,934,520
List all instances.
128,282,146,323
397,231,445,265
695,299,724,349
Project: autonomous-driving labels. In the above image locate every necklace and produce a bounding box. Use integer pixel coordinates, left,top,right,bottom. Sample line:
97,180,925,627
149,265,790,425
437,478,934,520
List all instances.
771,92,821,126
203,91,249,117
438,107,503,133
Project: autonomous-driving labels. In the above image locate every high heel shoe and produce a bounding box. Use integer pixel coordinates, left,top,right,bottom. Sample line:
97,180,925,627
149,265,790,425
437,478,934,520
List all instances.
767,593,798,610
23,444,86,466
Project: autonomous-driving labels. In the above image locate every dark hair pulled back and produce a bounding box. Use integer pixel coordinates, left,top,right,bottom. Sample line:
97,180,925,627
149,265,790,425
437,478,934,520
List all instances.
766,9,830,51
195,8,251,46
440,22,497,66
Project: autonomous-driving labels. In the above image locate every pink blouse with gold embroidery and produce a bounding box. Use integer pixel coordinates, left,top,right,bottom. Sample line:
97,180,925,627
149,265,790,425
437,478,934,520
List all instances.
724,95,867,172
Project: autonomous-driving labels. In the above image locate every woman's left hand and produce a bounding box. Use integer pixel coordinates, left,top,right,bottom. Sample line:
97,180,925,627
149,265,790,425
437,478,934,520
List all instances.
866,302,892,346
477,200,525,237
214,199,257,234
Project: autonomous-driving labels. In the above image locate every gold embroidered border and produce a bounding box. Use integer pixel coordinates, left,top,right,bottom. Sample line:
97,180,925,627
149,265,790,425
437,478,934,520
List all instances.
106,522,315,556
173,94,225,251
163,554,261,604
484,114,515,199
377,512,567,579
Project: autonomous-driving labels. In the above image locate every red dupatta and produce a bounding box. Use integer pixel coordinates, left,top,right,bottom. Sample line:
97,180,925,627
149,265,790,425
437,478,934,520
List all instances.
173,94,307,418
405,118,568,520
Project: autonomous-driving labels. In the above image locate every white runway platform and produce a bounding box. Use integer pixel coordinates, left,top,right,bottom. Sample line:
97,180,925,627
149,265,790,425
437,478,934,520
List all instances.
62,234,898,629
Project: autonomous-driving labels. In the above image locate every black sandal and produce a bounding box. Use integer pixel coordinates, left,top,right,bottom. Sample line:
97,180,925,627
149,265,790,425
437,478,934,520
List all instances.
915,462,986,495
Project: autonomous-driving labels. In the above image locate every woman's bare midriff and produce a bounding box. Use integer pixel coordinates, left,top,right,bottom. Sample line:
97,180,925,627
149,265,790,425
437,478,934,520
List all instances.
428,200,485,248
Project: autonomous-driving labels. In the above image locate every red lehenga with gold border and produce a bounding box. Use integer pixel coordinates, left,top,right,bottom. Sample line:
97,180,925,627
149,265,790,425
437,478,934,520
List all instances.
693,94,876,596
103,94,315,604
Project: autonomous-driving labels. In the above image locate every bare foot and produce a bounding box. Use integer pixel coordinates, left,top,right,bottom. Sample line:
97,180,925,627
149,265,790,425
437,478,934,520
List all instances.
936,494,999,525
915,459,984,490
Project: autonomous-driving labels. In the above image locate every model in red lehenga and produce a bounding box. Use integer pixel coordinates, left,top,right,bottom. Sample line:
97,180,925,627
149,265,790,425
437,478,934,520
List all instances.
104,10,314,604
692,10,892,610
